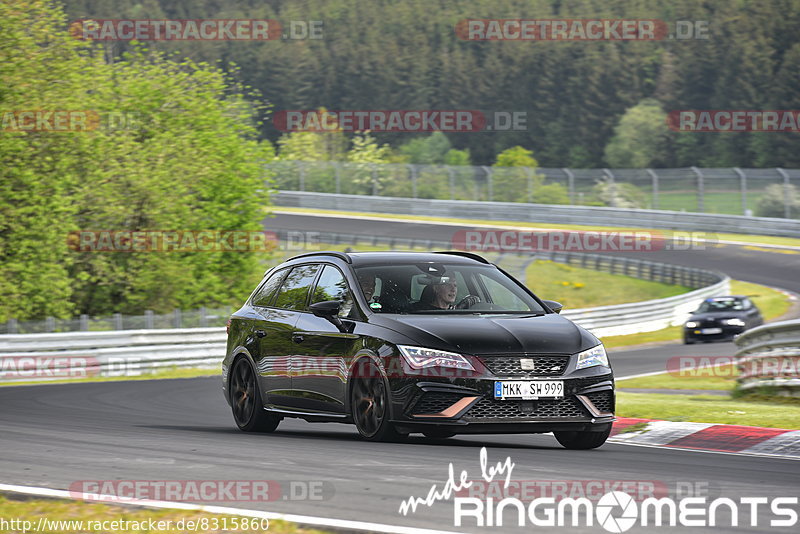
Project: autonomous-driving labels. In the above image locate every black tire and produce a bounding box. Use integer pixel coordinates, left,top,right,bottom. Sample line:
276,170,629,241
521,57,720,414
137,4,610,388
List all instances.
350,360,406,442
423,430,456,439
230,357,281,433
554,427,611,450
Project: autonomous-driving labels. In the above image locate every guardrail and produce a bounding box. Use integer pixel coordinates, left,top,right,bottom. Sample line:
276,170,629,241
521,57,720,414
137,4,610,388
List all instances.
0,245,729,381
734,320,800,394
273,191,800,238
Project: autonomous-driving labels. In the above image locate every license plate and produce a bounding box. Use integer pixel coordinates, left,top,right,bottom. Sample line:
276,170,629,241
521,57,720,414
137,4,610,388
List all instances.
494,380,564,400
700,328,722,334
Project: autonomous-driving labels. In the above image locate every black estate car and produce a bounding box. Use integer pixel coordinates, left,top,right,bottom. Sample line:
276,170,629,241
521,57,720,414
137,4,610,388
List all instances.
222,251,615,449
683,295,763,344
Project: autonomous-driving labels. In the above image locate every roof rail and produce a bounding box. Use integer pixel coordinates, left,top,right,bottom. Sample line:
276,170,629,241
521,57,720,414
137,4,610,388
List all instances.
433,251,490,264
285,250,352,263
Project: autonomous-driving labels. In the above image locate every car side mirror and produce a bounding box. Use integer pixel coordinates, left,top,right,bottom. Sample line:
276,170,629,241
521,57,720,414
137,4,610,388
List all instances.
542,300,563,314
309,300,345,331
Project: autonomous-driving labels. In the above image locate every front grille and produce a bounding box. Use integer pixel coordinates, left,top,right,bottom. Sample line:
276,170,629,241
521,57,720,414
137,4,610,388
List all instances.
481,355,570,377
410,392,464,415
584,391,614,413
464,396,588,420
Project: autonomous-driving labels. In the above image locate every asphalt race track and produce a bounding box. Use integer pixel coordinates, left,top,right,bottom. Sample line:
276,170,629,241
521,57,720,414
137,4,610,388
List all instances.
2,213,799,533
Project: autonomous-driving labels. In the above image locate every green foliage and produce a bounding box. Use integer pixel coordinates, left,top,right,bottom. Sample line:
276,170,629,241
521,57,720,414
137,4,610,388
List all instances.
0,0,273,321
592,178,649,209
494,146,537,168
398,132,452,165
491,146,545,203
533,183,570,205
756,184,800,219
604,99,671,167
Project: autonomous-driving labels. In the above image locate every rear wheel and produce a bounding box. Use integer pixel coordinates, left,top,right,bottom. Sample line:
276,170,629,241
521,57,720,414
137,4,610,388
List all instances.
230,357,281,433
554,427,611,450
351,360,406,442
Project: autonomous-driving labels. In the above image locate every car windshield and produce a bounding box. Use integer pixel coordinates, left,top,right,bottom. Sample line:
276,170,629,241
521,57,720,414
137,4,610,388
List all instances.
353,262,546,314
697,298,744,313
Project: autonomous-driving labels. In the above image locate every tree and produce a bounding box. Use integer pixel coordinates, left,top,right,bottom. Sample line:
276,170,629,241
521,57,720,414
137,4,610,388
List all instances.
603,99,671,168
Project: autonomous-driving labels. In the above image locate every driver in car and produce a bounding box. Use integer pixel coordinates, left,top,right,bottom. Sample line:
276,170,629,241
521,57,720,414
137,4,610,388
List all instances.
412,276,480,310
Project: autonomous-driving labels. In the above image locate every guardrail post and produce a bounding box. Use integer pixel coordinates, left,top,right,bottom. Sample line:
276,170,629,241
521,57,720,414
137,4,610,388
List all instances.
334,162,341,194
296,161,306,192
113,313,123,330
45,316,55,333
733,167,747,215
691,166,704,213
145,310,154,329
646,169,659,209
200,306,208,328
370,164,378,196
6,318,17,334
408,164,417,198
80,314,89,331
482,166,493,201
777,168,791,219
562,168,575,205
173,309,182,328
448,167,455,200
603,169,616,207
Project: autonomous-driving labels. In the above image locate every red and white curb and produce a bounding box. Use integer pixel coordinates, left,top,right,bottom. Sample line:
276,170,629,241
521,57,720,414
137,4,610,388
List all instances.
610,417,800,459
0,483,460,534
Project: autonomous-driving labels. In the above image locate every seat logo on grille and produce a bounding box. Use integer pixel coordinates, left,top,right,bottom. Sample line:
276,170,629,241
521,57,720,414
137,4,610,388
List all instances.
519,358,535,370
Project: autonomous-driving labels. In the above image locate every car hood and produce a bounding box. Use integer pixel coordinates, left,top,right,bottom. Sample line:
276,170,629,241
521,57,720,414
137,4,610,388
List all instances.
373,313,598,355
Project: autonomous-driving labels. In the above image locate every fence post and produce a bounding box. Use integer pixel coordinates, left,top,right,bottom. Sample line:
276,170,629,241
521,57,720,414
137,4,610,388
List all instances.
603,168,616,207
173,309,182,328
200,306,208,328
334,162,341,194
407,164,417,198
80,314,89,332
296,161,306,191
7,318,17,334
526,167,534,203
646,169,659,209
448,167,456,200
562,168,575,205
144,310,154,329
776,168,791,219
733,167,747,215
691,166,704,213
482,166,493,201
45,316,55,333
113,313,123,330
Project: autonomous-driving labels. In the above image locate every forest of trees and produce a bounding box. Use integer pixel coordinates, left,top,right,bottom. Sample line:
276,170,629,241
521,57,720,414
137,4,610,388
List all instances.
60,0,800,167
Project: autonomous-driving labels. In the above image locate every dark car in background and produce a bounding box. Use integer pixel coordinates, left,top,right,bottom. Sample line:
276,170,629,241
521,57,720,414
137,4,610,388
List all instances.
222,251,615,449
683,296,763,344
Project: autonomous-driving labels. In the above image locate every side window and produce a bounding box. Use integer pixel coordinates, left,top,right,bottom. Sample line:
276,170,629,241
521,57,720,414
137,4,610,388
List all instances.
311,265,355,317
478,273,531,310
251,268,287,307
273,264,321,310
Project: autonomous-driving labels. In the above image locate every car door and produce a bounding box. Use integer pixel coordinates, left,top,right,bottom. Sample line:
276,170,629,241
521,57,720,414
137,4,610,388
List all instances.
291,264,359,413
259,263,322,409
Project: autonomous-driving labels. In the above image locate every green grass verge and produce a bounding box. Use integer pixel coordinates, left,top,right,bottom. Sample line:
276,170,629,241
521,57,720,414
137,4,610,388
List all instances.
525,260,689,309
620,365,737,391
616,391,800,429
270,207,800,248
0,367,216,387
0,496,325,534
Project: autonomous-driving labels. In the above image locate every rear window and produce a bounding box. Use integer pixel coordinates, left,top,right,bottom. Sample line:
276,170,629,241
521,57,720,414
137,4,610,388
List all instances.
273,264,321,310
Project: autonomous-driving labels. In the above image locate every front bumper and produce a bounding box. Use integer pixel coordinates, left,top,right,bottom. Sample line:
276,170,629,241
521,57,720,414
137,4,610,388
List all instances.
390,361,615,435
684,325,744,342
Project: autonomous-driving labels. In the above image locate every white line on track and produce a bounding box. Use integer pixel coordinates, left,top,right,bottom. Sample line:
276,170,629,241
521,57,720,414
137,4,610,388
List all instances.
0,484,461,534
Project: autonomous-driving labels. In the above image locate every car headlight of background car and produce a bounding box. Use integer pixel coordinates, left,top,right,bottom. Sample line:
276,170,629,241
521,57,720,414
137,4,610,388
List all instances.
685,321,698,328
398,345,475,370
722,318,745,327
575,344,609,370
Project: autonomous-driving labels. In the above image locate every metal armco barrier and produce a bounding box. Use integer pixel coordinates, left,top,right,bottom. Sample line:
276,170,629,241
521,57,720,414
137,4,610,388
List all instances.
273,191,800,238
734,320,800,394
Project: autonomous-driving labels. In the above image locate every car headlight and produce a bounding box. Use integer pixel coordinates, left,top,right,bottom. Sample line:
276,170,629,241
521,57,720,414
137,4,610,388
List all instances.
685,321,698,328
575,344,609,370
723,318,745,326
398,345,475,370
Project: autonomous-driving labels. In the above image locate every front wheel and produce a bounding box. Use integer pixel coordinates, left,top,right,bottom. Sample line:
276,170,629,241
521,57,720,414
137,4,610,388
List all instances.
350,360,406,442
230,357,281,433
554,427,611,450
